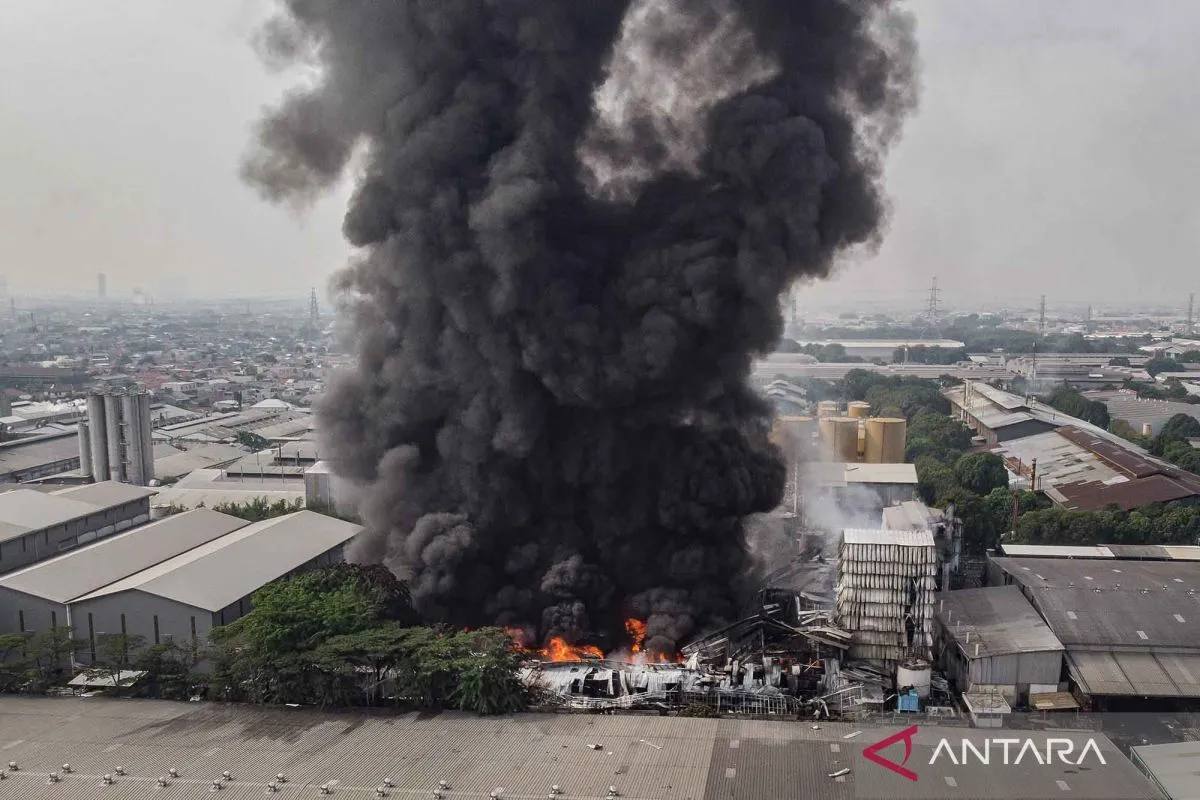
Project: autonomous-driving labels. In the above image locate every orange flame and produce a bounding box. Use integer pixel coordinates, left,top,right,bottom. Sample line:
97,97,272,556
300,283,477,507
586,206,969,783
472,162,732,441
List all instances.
624,618,647,654
539,636,603,662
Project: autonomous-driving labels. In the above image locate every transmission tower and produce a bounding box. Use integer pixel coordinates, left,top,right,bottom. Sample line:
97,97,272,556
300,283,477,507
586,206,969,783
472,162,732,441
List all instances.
1189,292,1195,335
309,287,320,328
925,276,941,328
1085,304,1093,334
1038,295,1046,337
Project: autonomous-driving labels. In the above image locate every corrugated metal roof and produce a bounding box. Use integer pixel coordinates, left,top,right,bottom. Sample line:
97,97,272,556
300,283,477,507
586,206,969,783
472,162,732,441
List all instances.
0,510,248,602
153,444,247,481
72,511,361,611
52,482,156,507
1001,544,1115,558
936,585,1064,658
149,486,305,511
0,698,1160,800
810,463,918,487
991,557,1200,650
0,491,103,543
1069,651,1200,698
0,430,80,478
842,528,934,546
1131,741,1200,799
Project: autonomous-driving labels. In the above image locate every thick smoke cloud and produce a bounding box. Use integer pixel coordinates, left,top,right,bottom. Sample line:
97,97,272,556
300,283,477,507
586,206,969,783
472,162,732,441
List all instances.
245,0,917,651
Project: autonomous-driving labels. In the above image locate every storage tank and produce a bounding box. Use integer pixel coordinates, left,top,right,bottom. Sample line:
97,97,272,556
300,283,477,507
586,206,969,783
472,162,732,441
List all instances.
139,391,155,483
819,416,860,462
817,400,840,418
122,393,144,485
771,415,818,460
847,401,871,419
864,417,907,464
86,392,109,481
896,657,932,699
77,420,93,479
103,392,125,482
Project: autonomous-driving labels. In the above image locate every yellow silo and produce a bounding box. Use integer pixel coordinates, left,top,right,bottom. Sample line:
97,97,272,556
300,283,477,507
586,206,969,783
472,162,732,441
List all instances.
864,417,907,463
819,416,861,462
817,400,840,418
771,415,817,460
847,401,871,419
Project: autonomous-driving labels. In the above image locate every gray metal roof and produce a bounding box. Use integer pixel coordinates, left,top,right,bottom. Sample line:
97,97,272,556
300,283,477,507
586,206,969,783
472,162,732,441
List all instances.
1068,650,1200,698
1131,740,1200,799
72,510,361,611
0,430,79,478
936,585,1063,658
153,443,247,481
52,481,156,506
991,557,1200,651
0,509,248,603
0,697,1159,800
0,490,102,543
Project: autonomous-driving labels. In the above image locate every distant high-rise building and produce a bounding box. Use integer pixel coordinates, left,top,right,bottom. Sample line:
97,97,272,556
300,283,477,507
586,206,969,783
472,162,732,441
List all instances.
78,387,155,485
97,272,107,299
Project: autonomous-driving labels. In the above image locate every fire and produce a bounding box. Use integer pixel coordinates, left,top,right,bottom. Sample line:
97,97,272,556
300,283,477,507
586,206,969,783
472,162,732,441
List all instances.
625,618,647,654
539,636,604,662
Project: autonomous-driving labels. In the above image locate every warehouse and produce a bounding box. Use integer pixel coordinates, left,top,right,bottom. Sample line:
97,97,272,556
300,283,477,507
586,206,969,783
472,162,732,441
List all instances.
68,511,360,663
0,509,248,636
935,585,1064,705
1131,741,1200,800
0,482,154,573
989,556,1200,703
0,429,81,482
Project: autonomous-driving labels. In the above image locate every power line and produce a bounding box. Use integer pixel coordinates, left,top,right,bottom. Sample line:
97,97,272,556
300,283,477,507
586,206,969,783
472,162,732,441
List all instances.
925,276,940,327
1038,295,1046,337
309,287,320,328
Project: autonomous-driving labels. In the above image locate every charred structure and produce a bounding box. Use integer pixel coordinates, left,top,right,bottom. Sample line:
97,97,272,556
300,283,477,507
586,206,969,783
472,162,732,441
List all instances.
244,1,917,652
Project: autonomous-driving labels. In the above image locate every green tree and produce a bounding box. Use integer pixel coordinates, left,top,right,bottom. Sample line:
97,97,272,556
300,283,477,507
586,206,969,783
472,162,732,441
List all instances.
24,627,86,689
0,633,28,691
953,452,1009,495
88,633,147,693
210,497,305,521
134,641,195,700
235,430,271,450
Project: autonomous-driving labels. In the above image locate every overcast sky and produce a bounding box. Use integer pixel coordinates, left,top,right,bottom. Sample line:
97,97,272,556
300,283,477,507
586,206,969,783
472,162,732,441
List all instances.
2,1,1198,311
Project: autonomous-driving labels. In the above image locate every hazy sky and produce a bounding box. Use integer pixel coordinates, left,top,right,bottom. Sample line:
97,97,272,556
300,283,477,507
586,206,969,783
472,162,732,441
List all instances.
2,1,1198,310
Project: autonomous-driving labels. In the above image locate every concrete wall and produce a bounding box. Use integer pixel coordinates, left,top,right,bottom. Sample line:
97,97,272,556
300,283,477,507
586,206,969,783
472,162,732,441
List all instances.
69,591,212,666
68,542,347,668
0,587,67,635
0,498,150,574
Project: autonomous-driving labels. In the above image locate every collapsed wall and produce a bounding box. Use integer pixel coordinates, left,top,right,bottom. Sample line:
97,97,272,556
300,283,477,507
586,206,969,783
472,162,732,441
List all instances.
836,528,937,662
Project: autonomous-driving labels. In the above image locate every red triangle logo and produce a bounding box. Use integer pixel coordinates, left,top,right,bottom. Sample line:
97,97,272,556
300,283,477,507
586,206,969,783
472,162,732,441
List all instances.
862,724,920,782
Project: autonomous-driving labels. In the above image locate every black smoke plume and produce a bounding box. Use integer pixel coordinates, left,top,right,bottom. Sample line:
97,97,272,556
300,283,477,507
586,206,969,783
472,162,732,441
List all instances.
245,0,917,654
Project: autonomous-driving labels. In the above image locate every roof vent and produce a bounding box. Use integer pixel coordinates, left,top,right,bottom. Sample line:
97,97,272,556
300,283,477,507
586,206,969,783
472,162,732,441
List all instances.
382,778,394,788
212,779,223,791
320,784,332,795
169,768,180,777
158,776,169,787
267,782,278,793
103,774,114,785
7,762,17,771
377,788,389,798
47,772,60,784
61,764,72,773
277,773,287,783
115,766,126,776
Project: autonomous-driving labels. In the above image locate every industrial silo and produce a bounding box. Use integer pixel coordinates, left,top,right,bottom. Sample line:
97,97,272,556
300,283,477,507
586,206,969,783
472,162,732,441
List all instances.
87,391,110,481
103,391,125,482
77,420,93,479
139,391,155,483
820,416,861,462
772,415,817,461
122,392,145,485
817,400,840,418
847,401,871,419
864,417,907,463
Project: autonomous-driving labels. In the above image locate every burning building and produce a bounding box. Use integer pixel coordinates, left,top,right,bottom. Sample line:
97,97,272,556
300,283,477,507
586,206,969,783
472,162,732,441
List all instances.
243,0,917,653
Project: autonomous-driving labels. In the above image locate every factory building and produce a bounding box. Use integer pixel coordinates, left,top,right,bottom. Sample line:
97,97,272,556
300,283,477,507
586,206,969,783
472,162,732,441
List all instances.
0,509,248,635
0,430,81,483
68,510,360,664
934,585,1064,706
77,388,155,486
836,529,937,662
0,482,153,573
807,462,918,508
988,555,1200,703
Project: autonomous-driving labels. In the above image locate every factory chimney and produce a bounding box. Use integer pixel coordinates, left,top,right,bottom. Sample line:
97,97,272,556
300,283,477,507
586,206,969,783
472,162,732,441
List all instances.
78,387,155,485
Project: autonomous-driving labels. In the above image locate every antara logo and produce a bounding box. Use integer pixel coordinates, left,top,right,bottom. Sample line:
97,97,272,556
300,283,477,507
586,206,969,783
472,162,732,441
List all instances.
862,726,1108,782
